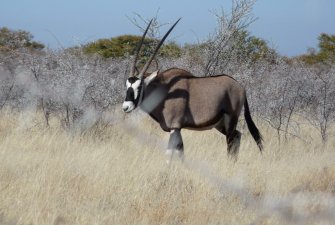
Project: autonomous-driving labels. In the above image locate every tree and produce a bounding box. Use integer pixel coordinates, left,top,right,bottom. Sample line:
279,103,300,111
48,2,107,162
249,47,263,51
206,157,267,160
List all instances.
83,35,181,59
303,65,335,142
0,27,44,51
229,30,276,63
299,33,335,64
318,33,335,63
197,0,273,76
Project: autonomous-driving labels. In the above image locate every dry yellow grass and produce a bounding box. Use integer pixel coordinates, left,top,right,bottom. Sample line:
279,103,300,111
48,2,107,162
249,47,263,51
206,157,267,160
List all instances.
0,109,335,225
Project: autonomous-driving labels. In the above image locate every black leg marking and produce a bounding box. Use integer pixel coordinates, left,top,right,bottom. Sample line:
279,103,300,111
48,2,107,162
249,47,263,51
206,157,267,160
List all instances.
227,130,242,160
216,115,241,161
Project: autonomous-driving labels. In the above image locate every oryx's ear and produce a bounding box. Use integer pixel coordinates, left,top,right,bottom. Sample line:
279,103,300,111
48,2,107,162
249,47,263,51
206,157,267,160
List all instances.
144,70,159,86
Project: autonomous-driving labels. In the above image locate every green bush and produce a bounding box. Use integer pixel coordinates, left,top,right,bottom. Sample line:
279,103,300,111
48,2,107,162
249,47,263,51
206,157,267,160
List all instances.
83,35,181,59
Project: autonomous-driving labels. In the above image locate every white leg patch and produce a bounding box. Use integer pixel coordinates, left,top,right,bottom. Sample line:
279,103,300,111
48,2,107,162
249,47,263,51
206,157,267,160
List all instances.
165,148,184,164
165,149,174,164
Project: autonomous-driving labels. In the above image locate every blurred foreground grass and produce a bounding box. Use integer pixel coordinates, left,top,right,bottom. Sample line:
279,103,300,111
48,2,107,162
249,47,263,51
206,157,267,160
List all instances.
0,109,334,225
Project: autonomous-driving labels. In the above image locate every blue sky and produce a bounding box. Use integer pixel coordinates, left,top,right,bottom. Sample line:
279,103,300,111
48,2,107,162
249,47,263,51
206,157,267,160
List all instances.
1,0,334,56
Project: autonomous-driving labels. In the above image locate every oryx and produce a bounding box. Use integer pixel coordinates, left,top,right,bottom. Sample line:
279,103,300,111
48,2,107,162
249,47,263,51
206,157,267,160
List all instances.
122,19,263,163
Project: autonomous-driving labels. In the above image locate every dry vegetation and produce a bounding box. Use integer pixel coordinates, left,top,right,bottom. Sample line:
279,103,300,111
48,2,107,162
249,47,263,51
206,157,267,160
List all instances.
0,109,334,225
1,1,335,224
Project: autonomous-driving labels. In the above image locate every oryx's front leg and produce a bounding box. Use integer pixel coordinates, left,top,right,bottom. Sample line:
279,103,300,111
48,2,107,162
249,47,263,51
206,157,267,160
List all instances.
166,129,184,164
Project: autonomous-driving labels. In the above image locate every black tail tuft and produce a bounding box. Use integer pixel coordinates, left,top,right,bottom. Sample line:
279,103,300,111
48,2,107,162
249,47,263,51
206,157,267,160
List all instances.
244,97,263,151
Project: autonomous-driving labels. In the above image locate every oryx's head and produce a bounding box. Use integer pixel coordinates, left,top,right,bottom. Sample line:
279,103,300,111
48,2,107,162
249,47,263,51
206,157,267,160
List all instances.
122,18,181,113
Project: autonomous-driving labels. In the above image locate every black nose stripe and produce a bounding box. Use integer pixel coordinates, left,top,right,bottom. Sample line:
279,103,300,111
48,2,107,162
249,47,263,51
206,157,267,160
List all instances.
125,87,134,101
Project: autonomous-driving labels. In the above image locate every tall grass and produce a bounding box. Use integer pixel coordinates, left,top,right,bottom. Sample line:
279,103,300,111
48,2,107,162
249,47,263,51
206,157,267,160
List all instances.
0,109,334,225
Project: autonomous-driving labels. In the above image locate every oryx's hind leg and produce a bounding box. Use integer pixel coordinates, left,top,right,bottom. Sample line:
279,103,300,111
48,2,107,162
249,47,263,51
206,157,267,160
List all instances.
216,115,241,161
166,129,184,164
227,130,241,161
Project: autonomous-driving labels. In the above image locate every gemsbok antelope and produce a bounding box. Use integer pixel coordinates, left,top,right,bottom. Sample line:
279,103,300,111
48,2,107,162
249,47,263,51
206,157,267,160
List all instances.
122,19,263,163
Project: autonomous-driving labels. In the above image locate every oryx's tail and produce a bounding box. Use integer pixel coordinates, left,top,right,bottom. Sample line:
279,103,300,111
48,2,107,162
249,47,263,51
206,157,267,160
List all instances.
244,97,263,151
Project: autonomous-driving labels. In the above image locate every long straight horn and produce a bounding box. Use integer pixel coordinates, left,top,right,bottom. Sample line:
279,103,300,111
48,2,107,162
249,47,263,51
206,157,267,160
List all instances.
130,19,153,77
138,18,181,79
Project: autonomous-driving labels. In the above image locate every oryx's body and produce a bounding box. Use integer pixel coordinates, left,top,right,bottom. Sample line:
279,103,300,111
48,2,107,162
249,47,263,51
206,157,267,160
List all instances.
142,68,244,132
122,18,263,163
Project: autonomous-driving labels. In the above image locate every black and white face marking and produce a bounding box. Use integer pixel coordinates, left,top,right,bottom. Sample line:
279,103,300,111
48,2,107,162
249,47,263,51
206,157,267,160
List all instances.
122,77,142,113
122,71,159,113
